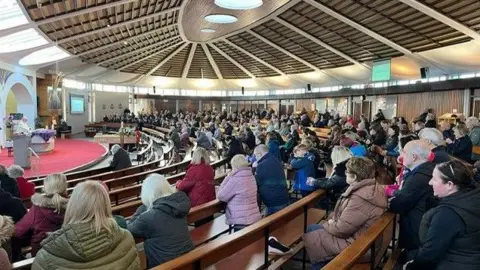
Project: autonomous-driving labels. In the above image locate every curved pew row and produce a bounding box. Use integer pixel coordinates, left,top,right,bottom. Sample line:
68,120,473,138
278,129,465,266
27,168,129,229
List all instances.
156,190,326,270
26,127,172,185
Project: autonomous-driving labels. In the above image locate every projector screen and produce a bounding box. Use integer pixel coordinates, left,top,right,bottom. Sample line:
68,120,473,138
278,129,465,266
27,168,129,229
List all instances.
372,59,391,82
70,94,85,114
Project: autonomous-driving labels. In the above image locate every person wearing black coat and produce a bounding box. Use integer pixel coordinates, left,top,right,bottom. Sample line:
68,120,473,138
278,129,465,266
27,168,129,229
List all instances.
224,123,233,136
224,136,245,160
0,165,20,198
389,140,435,259
446,124,472,163
242,127,256,151
128,175,194,268
110,144,132,171
0,188,26,223
405,160,480,270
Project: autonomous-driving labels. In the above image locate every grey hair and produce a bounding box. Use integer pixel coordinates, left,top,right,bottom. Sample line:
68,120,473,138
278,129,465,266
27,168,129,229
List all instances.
111,144,121,155
418,128,445,146
253,144,268,159
466,116,479,129
230,154,249,171
191,147,210,165
407,141,431,161
8,165,24,178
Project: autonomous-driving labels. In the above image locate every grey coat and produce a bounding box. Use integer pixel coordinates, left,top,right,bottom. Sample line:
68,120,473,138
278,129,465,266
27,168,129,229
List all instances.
127,191,194,268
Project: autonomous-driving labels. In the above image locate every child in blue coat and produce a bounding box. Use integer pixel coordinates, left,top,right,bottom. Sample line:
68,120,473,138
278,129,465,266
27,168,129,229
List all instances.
290,144,316,196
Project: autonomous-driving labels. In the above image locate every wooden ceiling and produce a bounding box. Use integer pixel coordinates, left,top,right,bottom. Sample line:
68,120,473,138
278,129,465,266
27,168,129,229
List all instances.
19,0,479,80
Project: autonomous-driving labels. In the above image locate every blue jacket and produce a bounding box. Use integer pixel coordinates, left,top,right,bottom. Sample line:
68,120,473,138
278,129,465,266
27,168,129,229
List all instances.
290,153,316,192
255,153,290,208
350,144,367,157
267,139,281,161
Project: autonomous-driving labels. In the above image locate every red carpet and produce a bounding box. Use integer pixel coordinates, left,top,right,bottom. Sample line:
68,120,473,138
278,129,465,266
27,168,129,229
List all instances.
0,139,107,178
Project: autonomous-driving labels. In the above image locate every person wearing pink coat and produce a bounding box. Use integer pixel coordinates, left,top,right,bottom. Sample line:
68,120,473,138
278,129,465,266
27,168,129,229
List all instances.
217,155,262,232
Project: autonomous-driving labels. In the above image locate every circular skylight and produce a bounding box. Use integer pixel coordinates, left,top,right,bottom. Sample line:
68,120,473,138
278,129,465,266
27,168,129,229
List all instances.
19,46,70,66
205,14,238,24
214,0,263,10
201,28,216,33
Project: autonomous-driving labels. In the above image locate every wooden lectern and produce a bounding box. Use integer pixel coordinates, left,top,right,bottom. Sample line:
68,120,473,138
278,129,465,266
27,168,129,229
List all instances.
12,134,31,169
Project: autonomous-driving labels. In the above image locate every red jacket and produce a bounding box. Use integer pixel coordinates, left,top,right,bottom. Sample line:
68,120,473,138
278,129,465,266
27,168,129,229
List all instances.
16,177,35,199
175,162,215,207
14,193,67,256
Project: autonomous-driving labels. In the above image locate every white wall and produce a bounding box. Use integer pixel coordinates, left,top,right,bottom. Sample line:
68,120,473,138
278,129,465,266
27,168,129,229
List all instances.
95,91,129,121
64,88,88,134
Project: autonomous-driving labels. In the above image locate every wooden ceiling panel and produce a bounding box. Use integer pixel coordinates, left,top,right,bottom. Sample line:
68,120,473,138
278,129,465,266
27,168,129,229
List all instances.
119,43,185,74
213,41,279,77
317,0,471,52
206,45,251,79
228,32,313,74
279,1,402,63
152,43,192,77
252,20,352,69
423,0,480,31
187,45,218,79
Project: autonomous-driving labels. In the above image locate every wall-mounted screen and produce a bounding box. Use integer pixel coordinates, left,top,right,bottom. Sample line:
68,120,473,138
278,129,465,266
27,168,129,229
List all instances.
372,59,391,82
70,94,85,114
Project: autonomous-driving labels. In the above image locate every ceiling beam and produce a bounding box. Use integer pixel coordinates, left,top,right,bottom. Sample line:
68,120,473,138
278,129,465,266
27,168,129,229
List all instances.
207,0,302,43
273,17,368,68
303,0,416,57
397,0,480,41
36,0,138,26
57,7,180,44
139,42,189,82
247,30,321,72
222,39,286,76
201,43,223,80
115,42,186,71
76,25,177,57
182,43,197,78
94,36,182,65
208,44,254,78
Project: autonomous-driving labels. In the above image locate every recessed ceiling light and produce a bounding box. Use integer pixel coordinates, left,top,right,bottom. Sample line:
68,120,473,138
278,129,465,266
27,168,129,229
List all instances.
107,24,111,27
19,46,70,66
201,28,216,33
0,29,48,53
123,41,128,45
205,14,238,24
214,0,263,10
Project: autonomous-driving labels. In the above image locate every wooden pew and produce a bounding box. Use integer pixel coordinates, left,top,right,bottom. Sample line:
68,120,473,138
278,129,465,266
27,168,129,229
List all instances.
155,190,326,270
322,212,397,270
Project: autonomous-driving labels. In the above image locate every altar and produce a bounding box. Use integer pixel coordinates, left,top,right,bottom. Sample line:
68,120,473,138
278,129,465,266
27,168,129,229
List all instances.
30,129,56,153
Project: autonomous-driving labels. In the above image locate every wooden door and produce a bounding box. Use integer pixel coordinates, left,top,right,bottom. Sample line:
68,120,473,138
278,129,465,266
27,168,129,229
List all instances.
362,101,372,121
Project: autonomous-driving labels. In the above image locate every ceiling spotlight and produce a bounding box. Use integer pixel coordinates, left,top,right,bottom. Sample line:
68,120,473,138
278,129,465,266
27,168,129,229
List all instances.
123,41,128,45
107,24,111,27
204,14,238,24
201,28,216,33
214,0,263,10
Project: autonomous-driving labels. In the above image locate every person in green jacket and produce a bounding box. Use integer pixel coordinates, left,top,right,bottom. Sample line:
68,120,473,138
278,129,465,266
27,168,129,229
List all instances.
32,181,140,270
466,116,480,161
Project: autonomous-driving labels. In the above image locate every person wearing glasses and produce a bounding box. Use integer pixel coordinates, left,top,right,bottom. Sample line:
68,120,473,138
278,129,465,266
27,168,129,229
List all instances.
389,140,435,263
403,160,480,270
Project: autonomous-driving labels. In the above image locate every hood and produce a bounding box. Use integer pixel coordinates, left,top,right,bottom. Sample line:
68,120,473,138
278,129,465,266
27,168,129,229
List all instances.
0,188,13,203
342,178,387,208
41,222,126,262
229,166,253,178
152,191,191,218
0,215,14,244
441,188,480,232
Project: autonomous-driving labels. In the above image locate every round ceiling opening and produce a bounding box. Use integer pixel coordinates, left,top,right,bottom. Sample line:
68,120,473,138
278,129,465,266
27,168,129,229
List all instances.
204,14,238,24
214,0,263,10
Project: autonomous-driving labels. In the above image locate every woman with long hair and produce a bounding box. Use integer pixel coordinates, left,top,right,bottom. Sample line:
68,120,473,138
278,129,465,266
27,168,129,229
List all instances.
33,181,140,270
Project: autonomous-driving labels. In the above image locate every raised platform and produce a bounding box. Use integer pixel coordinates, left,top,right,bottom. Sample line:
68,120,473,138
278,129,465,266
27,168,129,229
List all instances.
0,139,108,178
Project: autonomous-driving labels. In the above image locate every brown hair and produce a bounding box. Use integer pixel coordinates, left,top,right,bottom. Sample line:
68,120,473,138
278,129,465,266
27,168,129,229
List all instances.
436,160,473,190
346,157,375,181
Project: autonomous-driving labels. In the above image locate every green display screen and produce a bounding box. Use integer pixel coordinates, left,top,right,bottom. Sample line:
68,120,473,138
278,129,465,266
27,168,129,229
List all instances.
372,59,391,82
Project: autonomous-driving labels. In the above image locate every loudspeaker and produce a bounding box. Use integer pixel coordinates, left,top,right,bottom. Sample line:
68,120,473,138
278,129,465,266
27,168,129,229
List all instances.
153,86,156,94
420,67,429,79
241,87,244,95
307,84,312,92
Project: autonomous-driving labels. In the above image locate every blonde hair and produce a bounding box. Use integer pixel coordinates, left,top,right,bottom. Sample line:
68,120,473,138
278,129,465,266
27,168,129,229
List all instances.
7,165,24,178
64,181,117,235
301,139,313,150
43,174,68,213
230,154,249,170
331,146,353,168
191,147,210,165
141,174,174,209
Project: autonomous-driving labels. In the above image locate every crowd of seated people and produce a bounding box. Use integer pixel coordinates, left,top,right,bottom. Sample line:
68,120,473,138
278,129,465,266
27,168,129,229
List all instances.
0,107,480,270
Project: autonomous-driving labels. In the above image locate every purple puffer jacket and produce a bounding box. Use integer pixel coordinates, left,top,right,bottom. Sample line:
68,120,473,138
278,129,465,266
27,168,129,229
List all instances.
217,167,262,225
